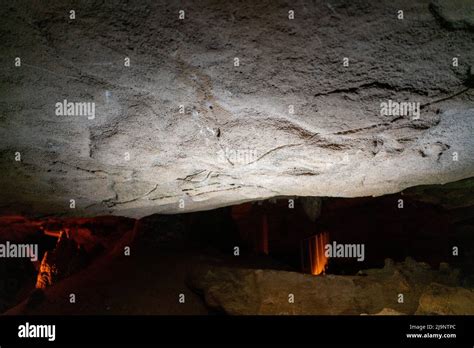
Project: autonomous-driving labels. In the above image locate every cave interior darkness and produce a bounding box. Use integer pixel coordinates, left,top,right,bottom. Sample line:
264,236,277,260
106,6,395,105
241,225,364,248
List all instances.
1,190,473,315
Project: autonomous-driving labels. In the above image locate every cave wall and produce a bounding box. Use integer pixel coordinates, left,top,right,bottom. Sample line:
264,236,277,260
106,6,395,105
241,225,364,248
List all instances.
0,0,473,218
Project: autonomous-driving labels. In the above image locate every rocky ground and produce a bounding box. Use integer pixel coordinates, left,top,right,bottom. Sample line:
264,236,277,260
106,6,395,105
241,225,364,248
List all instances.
0,0,473,218
188,258,474,315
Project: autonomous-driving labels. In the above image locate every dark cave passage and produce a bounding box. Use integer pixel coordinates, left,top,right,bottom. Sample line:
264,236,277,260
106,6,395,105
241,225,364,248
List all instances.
0,190,473,315
177,195,467,276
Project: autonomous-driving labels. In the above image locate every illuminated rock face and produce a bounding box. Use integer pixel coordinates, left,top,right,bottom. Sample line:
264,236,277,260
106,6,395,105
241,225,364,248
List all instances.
36,232,86,289
0,0,473,218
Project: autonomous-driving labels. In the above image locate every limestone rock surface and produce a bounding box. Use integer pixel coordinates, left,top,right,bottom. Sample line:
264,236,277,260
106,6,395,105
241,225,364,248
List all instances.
0,0,473,217
188,259,469,315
